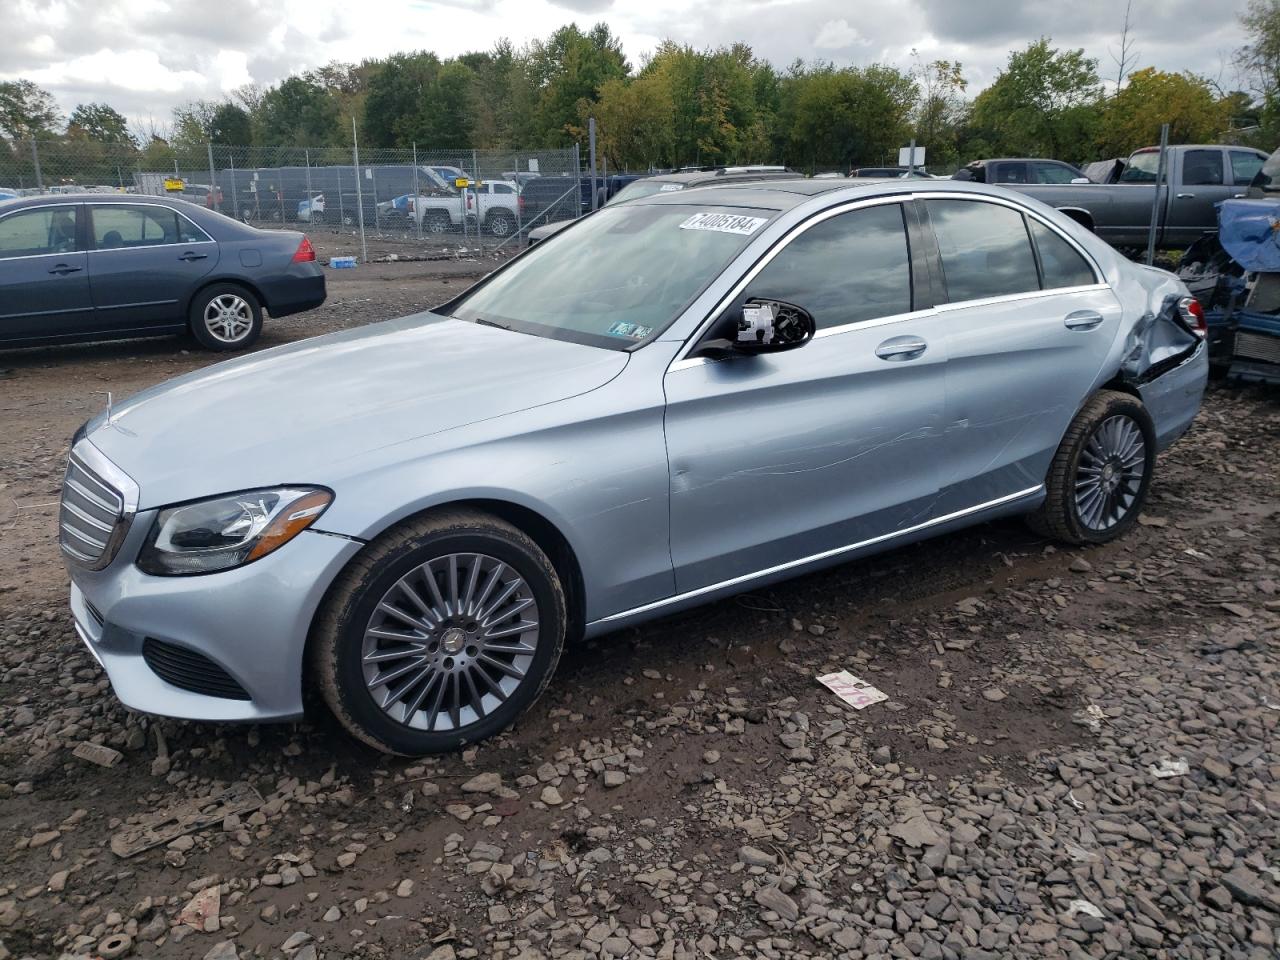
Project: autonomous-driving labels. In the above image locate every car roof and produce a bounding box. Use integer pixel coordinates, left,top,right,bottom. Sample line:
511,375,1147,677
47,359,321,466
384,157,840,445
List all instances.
644,168,796,188
632,177,1030,212
968,158,1078,165
0,193,203,210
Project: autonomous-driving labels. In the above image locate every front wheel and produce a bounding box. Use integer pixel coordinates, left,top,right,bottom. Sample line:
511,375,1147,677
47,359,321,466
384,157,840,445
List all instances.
487,211,514,237
1028,390,1156,544
312,510,567,755
189,284,262,351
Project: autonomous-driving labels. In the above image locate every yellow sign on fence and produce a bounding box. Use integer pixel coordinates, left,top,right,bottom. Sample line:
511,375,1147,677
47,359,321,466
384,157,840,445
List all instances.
163,177,185,192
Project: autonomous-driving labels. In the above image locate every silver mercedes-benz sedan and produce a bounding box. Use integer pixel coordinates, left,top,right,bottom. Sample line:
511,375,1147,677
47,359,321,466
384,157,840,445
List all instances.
62,179,1208,755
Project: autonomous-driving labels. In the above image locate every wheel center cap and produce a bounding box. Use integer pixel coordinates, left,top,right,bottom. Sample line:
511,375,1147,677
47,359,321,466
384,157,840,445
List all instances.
440,627,467,654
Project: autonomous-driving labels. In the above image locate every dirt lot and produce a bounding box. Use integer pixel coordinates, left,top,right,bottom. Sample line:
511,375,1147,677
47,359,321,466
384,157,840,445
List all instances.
1,247,1278,960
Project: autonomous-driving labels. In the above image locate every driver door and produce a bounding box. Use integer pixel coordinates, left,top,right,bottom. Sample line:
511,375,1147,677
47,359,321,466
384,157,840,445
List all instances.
663,200,951,593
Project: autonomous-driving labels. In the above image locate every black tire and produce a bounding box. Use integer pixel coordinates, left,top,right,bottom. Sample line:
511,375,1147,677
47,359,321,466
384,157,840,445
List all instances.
188,283,263,352
1028,390,1156,545
311,509,567,755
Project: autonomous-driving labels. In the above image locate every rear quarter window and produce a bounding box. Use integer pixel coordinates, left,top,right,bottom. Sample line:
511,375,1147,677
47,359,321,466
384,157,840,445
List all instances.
1029,219,1096,288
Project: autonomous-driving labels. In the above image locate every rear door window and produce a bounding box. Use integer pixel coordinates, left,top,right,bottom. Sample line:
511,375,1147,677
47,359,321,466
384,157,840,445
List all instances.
925,199,1039,302
91,205,181,249
1029,219,1096,288
733,203,912,330
1182,150,1225,186
0,207,80,258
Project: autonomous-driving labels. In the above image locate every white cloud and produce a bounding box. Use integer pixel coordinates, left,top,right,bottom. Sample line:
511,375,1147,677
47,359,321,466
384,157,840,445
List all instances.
813,18,865,51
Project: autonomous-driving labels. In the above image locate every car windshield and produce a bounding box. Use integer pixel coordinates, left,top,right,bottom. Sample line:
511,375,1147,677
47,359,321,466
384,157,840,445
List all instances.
1119,151,1160,182
605,180,683,205
451,203,773,349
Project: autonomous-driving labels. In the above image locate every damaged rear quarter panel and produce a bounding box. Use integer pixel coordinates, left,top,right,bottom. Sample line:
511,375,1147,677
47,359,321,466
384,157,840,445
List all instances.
1111,263,1209,450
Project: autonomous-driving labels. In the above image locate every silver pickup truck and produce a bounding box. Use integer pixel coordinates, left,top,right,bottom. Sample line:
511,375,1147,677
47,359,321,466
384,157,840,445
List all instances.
998,145,1268,249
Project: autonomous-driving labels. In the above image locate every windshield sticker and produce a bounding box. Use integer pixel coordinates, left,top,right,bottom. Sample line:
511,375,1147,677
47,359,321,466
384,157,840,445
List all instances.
608,321,652,340
679,212,768,236
659,183,684,192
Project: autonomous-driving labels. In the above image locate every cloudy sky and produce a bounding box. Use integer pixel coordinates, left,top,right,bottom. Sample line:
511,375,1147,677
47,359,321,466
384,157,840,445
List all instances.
1,0,1253,128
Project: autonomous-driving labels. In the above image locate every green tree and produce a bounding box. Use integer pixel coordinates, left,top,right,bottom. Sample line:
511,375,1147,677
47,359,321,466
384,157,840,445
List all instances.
361,52,477,147
529,23,628,144
257,76,342,147
911,54,967,170
1097,68,1227,156
969,39,1101,160
0,80,61,140
209,103,253,145
67,103,136,147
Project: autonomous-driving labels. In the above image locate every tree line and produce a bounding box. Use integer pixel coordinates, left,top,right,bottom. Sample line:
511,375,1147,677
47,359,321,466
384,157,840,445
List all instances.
4,3,1280,178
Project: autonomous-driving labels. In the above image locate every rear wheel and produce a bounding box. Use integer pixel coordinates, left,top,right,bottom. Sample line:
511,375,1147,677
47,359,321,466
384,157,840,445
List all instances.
189,283,262,351
487,211,514,237
1028,390,1155,544
425,212,451,235
312,510,567,755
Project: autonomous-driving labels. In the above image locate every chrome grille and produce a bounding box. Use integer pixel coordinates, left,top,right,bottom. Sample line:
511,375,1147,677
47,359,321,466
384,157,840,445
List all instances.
59,450,126,567
1235,331,1280,366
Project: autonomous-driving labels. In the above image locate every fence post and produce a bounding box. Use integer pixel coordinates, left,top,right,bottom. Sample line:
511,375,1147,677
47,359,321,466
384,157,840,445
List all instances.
30,141,43,192
472,149,482,253
228,152,239,219
352,117,368,264
206,142,217,211
1145,123,1169,267
304,148,313,227
412,143,421,241
574,143,582,220
588,118,598,212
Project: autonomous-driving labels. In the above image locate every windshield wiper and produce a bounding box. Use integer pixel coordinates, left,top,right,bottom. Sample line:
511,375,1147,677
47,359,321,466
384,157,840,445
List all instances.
467,316,512,331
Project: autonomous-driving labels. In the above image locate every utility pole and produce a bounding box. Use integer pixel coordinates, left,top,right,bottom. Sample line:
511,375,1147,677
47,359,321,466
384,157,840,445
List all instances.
589,118,598,212
352,117,368,265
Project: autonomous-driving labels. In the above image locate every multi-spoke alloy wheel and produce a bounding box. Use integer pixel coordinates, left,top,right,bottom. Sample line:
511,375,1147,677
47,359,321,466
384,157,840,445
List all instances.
203,294,253,344
190,284,262,351
1028,390,1155,545
314,510,567,755
361,553,540,732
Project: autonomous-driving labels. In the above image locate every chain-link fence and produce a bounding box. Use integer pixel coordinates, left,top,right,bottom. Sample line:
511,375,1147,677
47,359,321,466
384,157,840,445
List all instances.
0,138,586,258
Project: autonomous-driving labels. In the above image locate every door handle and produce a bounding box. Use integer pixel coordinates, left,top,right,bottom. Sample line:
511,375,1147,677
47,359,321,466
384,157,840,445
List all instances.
1064,310,1104,331
178,251,208,261
48,264,82,275
1233,193,1247,198
875,335,928,361
1175,192,1196,199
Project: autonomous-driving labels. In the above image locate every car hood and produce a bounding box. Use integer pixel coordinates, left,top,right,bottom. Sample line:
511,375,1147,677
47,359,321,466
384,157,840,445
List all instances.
85,313,628,509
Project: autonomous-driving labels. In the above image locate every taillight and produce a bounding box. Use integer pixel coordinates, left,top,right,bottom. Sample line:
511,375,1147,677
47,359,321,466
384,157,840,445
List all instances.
1178,296,1206,337
292,236,316,263
518,195,525,211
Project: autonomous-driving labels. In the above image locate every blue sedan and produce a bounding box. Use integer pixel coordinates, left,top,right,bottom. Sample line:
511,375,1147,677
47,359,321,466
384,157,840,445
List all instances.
0,193,325,351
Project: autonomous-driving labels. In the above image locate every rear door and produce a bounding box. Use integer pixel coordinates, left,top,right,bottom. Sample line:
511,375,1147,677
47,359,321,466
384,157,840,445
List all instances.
1166,148,1232,245
920,196,1122,514
0,204,94,342
664,200,951,592
86,203,218,330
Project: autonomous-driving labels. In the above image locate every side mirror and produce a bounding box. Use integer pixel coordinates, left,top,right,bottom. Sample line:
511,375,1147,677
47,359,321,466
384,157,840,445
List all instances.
731,299,816,354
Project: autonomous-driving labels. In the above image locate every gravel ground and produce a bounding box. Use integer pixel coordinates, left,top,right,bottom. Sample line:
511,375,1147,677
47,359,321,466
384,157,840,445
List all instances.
0,245,1278,960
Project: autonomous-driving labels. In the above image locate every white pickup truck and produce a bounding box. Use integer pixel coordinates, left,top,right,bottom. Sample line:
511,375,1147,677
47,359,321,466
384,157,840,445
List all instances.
403,181,524,237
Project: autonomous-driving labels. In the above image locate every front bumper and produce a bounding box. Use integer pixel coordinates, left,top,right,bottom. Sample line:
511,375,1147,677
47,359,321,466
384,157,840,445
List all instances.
69,517,362,722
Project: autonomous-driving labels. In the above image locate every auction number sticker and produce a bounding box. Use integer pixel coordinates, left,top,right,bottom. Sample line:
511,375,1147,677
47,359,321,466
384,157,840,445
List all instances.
679,212,768,236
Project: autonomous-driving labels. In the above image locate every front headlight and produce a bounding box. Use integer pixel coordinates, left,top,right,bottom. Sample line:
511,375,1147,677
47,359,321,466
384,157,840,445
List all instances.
137,487,333,576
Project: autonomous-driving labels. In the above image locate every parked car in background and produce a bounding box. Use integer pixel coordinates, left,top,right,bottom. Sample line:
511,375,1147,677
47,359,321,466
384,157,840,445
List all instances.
61,178,1206,755
296,194,325,223
176,183,224,210
400,180,524,237
0,193,324,352
954,159,1088,184
850,166,936,179
0,189,18,201
525,166,796,246
994,145,1269,248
